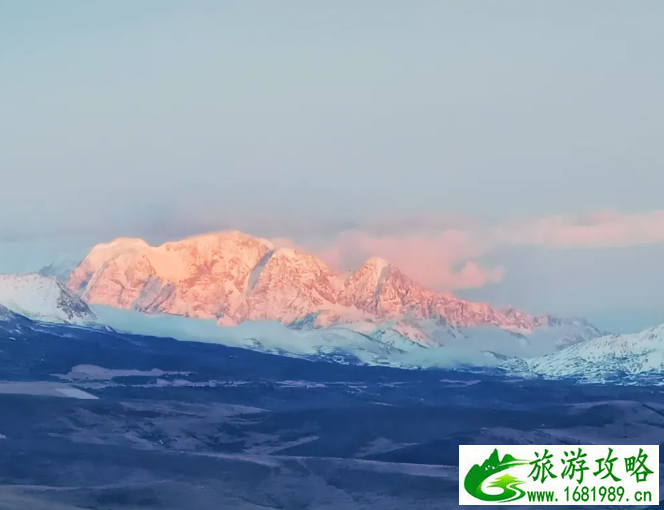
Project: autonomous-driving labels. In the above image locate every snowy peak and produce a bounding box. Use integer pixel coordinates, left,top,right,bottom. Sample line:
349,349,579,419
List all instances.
340,257,416,318
361,256,392,275
71,231,274,287
68,231,275,319
0,273,96,324
353,256,394,290
238,247,342,323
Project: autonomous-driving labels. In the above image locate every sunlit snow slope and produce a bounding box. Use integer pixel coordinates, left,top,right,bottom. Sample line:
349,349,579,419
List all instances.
0,273,96,324
505,324,664,382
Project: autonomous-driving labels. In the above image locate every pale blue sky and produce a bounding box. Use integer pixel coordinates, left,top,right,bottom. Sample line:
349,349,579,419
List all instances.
1,1,663,332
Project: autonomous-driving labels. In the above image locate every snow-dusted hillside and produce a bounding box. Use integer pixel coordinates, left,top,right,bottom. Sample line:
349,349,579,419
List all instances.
89,304,595,369
505,324,664,383
0,273,96,324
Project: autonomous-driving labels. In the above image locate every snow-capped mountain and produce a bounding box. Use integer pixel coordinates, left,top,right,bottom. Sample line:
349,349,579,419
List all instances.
0,273,96,324
65,230,600,348
505,324,664,383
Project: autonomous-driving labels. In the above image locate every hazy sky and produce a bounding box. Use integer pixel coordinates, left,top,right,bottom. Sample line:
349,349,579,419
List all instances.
1,1,663,332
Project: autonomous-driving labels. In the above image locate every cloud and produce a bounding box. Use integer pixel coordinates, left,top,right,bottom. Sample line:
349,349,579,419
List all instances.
496,210,664,249
291,210,664,291
305,230,504,291
7,204,663,293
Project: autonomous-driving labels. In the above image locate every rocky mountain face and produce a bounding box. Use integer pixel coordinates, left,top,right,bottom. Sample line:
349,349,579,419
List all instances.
66,231,596,342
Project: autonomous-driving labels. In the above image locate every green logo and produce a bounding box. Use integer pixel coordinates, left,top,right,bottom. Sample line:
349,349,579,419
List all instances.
463,449,529,503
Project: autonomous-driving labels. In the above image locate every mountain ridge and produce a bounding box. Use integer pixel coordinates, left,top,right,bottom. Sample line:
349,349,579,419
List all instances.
64,230,600,346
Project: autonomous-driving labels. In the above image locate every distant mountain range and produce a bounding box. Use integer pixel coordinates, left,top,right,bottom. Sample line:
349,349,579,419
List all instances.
59,230,600,346
0,233,662,379
0,229,617,369
0,281,661,382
